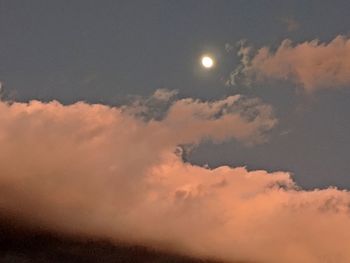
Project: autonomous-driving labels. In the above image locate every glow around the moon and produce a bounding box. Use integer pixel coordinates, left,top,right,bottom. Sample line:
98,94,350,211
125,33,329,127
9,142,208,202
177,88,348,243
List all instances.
201,56,214,68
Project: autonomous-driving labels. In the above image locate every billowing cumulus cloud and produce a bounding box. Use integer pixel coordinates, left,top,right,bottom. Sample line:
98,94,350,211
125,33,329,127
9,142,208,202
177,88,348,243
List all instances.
1,91,350,263
230,35,350,92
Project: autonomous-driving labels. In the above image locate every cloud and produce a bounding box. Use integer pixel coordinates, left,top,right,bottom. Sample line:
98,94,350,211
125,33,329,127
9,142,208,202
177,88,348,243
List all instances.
229,35,350,92
122,88,178,121
0,91,350,262
280,17,300,32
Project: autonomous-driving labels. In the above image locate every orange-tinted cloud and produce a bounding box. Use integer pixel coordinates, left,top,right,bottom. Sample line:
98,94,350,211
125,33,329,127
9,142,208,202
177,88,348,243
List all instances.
0,92,350,263
230,35,350,92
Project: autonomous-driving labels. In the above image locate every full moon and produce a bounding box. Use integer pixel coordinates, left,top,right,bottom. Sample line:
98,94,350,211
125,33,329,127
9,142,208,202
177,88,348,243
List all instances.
201,56,214,68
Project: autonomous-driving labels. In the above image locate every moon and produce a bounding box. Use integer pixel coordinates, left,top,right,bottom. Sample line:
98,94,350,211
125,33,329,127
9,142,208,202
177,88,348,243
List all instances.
201,56,214,68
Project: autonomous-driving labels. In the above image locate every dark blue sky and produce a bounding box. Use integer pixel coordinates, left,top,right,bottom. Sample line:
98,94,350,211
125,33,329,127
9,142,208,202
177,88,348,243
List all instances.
1,0,350,189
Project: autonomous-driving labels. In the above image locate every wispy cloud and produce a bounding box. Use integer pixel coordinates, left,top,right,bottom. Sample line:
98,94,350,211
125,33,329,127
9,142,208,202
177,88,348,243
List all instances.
280,17,300,32
229,35,350,92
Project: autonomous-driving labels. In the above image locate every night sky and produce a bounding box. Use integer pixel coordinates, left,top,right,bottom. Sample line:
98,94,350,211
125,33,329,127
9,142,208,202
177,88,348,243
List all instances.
2,1,350,188
1,1,350,262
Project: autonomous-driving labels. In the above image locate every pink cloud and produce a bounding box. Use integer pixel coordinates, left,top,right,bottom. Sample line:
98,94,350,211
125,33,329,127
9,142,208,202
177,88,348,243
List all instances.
0,92,350,262
230,35,350,92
